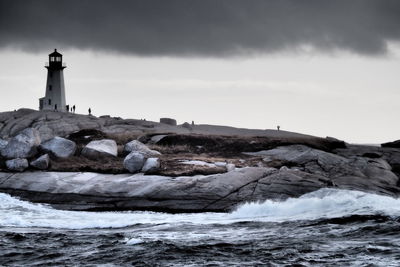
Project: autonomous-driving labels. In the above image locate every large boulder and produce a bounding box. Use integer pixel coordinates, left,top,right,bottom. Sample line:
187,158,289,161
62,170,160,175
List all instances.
30,154,50,170
123,152,145,173
123,140,161,157
6,158,29,172
245,145,399,186
1,128,41,159
82,139,118,159
142,157,161,173
40,137,76,158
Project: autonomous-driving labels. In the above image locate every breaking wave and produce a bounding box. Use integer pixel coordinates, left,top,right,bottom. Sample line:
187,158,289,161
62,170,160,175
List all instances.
0,188,399,229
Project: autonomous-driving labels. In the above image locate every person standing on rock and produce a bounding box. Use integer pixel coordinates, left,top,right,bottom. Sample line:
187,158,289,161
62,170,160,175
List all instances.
73,105,76,113
55,104,58,111
88,108,92,115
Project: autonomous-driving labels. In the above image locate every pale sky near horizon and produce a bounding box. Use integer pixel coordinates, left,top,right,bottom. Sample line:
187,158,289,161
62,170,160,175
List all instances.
0,0,399,144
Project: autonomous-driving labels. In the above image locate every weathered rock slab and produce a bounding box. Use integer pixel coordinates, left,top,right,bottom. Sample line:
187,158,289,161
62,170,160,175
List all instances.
0,166,399,212
40,137,76,158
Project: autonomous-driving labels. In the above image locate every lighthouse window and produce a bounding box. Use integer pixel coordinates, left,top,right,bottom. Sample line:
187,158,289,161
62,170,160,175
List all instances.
50,57,55,62
56,57,61,62
48,99,51,105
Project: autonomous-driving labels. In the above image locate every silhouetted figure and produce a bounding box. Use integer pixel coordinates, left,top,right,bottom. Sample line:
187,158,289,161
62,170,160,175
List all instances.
73,105,76,113
88,108,92,115
66,105,69,112
70,107,73,112
192,121,195,126
55,104,58,111
277,125,280,131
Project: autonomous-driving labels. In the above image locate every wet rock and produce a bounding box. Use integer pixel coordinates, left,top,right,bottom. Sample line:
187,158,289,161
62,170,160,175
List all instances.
123,152,145,173
30,154,50,170
142,158,160,173
6,158,29,172
40,137,76,158
123,140,161,157
82,139,118,159
1,128,41,159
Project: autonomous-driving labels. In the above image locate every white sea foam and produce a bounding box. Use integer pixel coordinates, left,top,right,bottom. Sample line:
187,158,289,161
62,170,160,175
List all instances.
0,189,399,229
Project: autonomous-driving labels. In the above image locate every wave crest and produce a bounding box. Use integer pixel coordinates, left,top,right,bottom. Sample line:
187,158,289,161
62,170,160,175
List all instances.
0,189,399,229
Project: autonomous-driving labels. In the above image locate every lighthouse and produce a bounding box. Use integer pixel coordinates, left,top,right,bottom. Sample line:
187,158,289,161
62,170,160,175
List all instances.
39,49,67,112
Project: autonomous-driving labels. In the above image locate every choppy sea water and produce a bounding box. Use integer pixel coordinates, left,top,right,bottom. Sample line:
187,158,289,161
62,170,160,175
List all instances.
1,189,400,266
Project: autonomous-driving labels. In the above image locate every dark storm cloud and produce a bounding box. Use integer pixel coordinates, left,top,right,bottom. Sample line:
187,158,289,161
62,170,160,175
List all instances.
0,0,400,56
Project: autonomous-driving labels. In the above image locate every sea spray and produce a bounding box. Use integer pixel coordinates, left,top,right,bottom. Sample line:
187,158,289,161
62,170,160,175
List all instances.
0,189,399,229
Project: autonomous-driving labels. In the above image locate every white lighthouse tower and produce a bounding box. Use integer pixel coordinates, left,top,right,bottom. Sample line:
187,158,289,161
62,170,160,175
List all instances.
39,49,67,112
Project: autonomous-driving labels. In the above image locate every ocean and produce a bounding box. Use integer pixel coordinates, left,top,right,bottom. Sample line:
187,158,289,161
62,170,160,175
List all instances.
1,188,400,266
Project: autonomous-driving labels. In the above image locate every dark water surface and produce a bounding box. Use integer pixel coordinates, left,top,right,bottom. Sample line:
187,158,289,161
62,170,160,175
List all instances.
1,189,400,266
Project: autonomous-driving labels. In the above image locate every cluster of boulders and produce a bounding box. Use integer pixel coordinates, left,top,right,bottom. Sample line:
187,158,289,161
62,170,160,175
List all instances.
0,128,79,172
123,140,161,173
0,127,162,174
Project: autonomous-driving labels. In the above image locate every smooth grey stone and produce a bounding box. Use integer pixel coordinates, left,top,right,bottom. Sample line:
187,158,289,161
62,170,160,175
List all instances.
82,139,118,158
1,128,41,159
123,140,160,157
40,137,76,158
6,158,29,172
124,152,145,173
30,154,50,170
142,158,160,173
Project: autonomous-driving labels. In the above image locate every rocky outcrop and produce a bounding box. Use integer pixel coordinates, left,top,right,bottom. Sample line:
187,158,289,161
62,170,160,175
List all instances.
81,139,118,159
30,154,50,170
5,158,29,172
40,137,76,158
382,140,400,148
123,152,145,173
0,165,399,212
244,145,399,186
123,140,161,157
1,128,41,159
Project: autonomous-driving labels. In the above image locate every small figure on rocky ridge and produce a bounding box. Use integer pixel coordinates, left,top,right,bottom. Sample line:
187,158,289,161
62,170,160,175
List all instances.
88,108,92,115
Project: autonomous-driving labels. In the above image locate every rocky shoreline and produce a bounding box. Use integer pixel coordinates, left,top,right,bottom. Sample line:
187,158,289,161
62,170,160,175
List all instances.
0,109,399,212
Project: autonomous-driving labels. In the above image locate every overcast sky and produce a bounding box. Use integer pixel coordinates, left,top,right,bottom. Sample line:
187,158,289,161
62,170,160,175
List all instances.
0,0,399,143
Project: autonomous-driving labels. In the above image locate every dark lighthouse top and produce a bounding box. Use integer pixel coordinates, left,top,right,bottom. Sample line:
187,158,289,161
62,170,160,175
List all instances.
46,49,66,70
